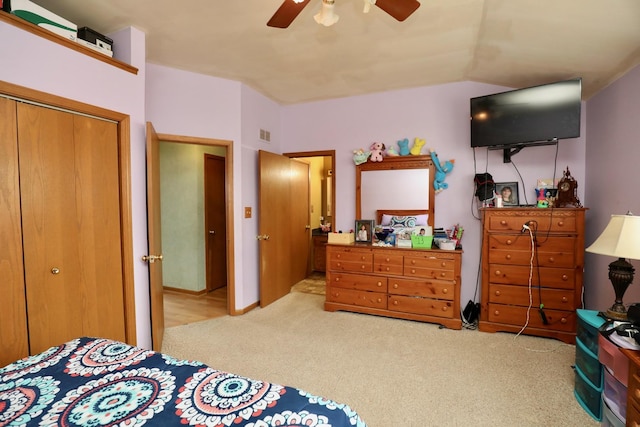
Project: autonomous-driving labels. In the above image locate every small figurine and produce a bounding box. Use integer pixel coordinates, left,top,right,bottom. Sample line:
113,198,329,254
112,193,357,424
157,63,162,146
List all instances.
430,148,455,193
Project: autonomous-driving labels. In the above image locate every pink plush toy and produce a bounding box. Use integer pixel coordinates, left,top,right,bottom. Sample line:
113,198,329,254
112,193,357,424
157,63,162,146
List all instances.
369,142,386,162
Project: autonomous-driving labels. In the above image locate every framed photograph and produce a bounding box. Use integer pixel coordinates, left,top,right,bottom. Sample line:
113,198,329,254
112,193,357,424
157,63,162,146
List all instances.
355,219,374,243
496,182,519,206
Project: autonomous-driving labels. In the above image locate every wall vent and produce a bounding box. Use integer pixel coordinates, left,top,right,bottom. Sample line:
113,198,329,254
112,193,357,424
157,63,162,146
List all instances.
260,129,271,142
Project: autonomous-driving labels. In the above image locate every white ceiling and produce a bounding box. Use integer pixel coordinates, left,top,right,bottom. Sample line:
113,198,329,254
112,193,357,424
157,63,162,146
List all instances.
31,0,640,105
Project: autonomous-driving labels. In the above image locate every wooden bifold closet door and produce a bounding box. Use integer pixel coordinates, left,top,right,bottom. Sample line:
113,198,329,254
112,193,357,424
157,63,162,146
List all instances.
0,98,127,364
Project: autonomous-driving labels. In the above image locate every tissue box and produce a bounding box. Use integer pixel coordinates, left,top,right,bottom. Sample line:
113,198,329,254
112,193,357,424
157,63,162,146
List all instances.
4,0,77,41
328,233,355,244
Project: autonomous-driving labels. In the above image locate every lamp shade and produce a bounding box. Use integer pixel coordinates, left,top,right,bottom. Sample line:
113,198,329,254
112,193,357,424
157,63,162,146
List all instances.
586,214,640,260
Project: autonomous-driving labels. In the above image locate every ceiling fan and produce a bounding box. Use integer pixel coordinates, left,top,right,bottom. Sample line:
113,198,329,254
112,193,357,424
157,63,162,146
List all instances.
267,0,421,28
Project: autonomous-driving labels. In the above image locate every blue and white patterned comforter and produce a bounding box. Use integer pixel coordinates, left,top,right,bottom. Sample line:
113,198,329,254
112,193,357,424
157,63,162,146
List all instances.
0,337,367,426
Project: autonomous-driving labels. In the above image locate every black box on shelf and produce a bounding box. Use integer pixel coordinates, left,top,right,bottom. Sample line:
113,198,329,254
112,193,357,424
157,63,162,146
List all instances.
77,26,113,51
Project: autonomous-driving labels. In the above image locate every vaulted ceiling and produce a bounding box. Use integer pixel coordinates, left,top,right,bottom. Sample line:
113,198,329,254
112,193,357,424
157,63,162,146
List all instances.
32,0,640,104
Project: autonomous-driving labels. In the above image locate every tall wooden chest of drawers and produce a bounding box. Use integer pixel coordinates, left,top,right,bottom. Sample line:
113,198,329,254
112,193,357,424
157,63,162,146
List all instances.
479,207,587,344
324,244,462,330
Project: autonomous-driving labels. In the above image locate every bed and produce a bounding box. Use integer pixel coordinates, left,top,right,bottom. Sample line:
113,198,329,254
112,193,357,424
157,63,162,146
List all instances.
0,337,366,426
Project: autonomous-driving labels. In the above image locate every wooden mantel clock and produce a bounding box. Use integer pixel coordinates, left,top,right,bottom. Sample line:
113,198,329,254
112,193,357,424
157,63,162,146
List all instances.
555,166,582,208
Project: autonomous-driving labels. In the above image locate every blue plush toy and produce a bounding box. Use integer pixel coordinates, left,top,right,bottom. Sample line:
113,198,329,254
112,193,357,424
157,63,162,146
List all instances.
397,138,410,156
430,148,455,193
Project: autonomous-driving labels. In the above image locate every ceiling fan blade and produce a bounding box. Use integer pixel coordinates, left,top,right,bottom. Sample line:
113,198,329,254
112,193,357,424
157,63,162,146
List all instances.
267,0,312,28
375,0,420,22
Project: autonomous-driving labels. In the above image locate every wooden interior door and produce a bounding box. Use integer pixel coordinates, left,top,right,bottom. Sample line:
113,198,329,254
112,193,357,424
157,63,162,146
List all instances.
259,150,292,306
0,97,29,366
259,151,310,306
289,159,310,284
204,154,227,291
146,122,165,351
18,102,126,354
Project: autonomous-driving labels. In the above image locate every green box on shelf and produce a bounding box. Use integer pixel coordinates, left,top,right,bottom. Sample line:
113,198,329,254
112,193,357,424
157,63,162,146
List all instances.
411,235,433,248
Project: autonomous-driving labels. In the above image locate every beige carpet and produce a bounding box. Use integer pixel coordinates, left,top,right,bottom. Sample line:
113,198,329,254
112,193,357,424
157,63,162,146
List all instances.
161,292,598,427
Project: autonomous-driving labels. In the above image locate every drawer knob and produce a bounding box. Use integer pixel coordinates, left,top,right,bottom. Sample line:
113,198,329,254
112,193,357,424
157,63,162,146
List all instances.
557,221,564,227
411,269,416,274
385,267,390,271
393,283,399,289
505,254,511,260
635,389,640,400
442,288,448,294
495,290,501,296
440,272,446,277
494,310,500,316
334,292,340,297
562,297,568,303
548,257,555,263
442,306,448,311
377,282,383,287
562,274,568,281
337,254,341,259
361,256,366,260
393,300,399,306
560,317,567,324
334,277,340,282
441,262,446,267
386,257,390,262
494,270,502,276
506,239,513,245
411,260,416,265
361,265,366,270
377,298,382,303
500,220,507,226
337,262,342,267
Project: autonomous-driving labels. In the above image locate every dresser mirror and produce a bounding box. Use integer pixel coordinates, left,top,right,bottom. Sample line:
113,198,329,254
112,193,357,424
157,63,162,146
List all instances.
356,156,435,227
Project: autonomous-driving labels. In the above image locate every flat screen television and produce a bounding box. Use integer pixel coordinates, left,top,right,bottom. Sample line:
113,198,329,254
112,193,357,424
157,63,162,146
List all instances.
470,78,582,154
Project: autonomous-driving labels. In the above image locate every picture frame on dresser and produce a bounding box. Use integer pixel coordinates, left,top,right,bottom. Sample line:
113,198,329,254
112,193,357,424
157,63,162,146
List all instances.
355,219,373,243
495,182,519,205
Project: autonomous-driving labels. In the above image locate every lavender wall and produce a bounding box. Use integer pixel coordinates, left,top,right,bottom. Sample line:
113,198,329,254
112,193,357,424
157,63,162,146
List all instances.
585,64,640,310
280,82,587,305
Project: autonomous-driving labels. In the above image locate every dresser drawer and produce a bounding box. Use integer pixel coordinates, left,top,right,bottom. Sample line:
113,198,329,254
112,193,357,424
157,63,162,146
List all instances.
327,272,386,292
489,248,575,268
326,287,387,309
628,361,640,410
488,284,575,310
488,264,575,289
487,303,576,332
374,253,404,275
389,278,454,300
488,234,576,252
404,266,455,280
488,213,577,232
328,249,373,273
405,256,456,270
388,295,454,318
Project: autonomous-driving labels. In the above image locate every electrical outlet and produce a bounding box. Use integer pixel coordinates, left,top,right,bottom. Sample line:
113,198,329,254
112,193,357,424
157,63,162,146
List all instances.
244,207,252,218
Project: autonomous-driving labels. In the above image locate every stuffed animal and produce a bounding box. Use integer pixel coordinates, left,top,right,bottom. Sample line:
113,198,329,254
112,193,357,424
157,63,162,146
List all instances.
369,142,386,162
429,148,455,193
386,146,399,156
411,138,426,155
353,148,370,165
397,138,410,156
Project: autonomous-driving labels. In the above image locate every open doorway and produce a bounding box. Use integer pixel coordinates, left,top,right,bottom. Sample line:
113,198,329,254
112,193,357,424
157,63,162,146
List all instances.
285,150,335,280
156,134,234,328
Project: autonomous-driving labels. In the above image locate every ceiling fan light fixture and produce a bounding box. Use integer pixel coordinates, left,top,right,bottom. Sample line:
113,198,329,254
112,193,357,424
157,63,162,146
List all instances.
314,0,339,26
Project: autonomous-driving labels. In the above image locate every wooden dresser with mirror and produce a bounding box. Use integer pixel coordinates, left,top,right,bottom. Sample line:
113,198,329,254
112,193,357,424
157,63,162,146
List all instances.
324,156,463,329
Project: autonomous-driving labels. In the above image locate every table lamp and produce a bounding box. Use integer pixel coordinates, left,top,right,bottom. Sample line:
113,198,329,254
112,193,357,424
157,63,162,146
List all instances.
585,212,640,320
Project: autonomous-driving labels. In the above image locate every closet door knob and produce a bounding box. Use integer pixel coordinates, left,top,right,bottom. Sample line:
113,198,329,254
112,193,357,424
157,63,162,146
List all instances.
51,267,60,274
